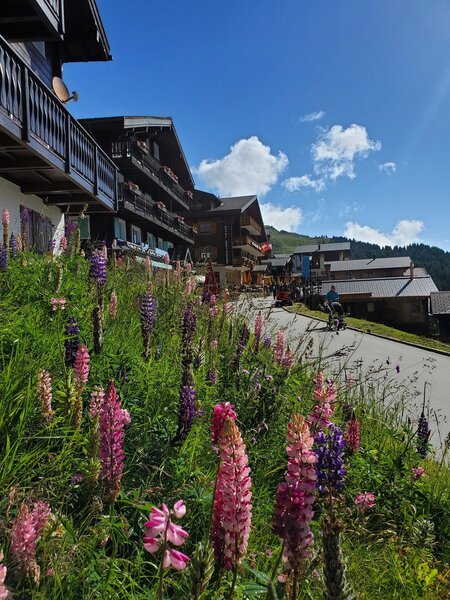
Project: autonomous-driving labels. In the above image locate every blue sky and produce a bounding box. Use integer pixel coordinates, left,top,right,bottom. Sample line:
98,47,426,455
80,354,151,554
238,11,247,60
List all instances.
68,0,450,250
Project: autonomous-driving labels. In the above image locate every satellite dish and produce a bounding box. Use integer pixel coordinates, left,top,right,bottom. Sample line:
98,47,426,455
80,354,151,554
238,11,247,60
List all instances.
52,77,79,104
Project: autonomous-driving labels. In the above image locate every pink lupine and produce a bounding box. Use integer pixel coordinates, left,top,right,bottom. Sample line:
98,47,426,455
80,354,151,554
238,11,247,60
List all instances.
37,370,54,422
274,330,285,364
50,297,66,312
99,381,130,502
281,349,294,371
109,290,118,320
354,492,375,512
185,278,194,295
174,260,182,282
60,236,68,252
0,551,10,599
74,344,90,390
210,339,218,350
211,402,237,446
273,415,317,585
411,466,425,480
307,372,337,432
164,253,170,265
10,501,51,582
2,209,9,249
89,386,105,419
253,311,265,352
209,305,219,319
211,416,252,571
345,418,360,452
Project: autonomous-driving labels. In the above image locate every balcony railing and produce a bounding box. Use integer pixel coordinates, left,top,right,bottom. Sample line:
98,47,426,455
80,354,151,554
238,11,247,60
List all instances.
0,35,116,209
240,214,262,236
112,139,191,210
232,236,262,252
120,186,194,242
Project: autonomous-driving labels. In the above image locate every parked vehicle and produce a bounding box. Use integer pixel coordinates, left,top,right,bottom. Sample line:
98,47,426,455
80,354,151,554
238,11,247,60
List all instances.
275,286,293,307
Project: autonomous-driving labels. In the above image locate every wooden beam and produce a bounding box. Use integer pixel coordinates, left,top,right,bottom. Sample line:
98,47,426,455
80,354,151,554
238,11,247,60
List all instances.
21,182,85,194
0,158,52,172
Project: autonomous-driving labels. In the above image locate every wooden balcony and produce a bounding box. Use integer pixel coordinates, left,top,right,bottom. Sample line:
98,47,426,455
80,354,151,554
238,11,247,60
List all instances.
120,186,194,245
240,214,262,237
232,235,263,257
0,0,63,41
0,35,117,212
111,139,191,212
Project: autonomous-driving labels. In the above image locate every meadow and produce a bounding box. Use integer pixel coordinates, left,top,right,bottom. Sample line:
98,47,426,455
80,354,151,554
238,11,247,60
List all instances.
0,238,449,599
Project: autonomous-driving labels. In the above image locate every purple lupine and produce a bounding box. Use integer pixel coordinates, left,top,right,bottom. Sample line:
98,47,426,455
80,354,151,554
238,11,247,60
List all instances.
233,324,250,369
174,373,197,443
181,303,197,369
9,234,18,258
207,370,217,385
21,207,29,225
99,381,129,502
417,412,430,457
89,250,107,287
263,336,272,348
0,245,6,272
253,311,265,352
314,425,346,494
65,220,77,239
140,291,158,360
64,317,80,367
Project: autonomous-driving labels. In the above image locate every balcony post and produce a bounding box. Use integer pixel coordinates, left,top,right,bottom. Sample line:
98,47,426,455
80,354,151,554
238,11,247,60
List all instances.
94,146,99,195
65,116,71,174
20,68,30,143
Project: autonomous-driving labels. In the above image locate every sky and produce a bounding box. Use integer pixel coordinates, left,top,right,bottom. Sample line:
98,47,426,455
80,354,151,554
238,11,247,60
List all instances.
67,0,450,250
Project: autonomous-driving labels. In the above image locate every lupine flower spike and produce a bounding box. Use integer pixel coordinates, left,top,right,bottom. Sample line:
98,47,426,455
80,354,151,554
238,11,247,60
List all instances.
253,311,265,352
417,411,430,457
37,370,54,423
2,208,9,249
345,417,360,452
64,317,79,368
354,492,375,512
274,330,285,364
73,344,89,427
140,290,158,361
0,550,10,599
109,290,118,320
0,246,6,272
211,413,252,578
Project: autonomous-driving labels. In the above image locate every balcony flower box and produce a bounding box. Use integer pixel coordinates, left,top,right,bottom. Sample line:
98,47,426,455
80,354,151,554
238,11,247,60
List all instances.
136,140,149,154
175,215,185,222
163,165,179,183
127,181,140,192
186,190,193,199
156,201,166,211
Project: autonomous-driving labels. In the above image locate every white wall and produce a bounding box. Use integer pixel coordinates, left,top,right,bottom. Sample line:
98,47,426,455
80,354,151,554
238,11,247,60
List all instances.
0,176,64,249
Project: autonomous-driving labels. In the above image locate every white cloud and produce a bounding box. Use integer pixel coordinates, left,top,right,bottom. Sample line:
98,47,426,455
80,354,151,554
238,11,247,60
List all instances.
192,136,288,197
344,219,424,247
378,161,397,174
260,203,303,232
313,124,381,180
300,110,325,122
339,201,361,217
282,175,325,192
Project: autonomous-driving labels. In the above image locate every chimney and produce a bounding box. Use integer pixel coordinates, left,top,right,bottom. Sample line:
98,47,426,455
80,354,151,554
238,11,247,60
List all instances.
409,261,415,280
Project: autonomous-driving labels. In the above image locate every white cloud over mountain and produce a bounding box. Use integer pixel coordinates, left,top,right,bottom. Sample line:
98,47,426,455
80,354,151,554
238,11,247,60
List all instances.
300,110,325,122
260,203,303,232
344,219,424,247
192,136,288,197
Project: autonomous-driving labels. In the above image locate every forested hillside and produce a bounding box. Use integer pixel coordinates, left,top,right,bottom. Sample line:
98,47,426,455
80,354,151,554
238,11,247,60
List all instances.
267,227,450,290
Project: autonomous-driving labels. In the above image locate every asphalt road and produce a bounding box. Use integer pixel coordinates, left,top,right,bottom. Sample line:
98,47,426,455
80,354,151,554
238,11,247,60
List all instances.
237,296,450,451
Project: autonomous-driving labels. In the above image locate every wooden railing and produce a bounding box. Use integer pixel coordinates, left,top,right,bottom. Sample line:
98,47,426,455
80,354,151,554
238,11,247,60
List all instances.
233,236,262,252
112,139,191,210
0,35,117,209
240,214,262,235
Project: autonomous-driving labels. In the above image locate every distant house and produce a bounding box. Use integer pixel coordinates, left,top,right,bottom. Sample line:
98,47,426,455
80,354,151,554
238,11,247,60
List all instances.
292,242,351,280
261,255,293,279
183,191,268,288
324,257,413,280
430,292,450,339
322,273,438,333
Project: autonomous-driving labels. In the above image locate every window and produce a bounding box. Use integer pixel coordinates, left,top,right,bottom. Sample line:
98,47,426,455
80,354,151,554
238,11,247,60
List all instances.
147,233,155,249
153,142,160,161
68,216,90,239
114,218,127,241
131,225,141,245
199,222,212,234
20,205,53,253
201,252,212,259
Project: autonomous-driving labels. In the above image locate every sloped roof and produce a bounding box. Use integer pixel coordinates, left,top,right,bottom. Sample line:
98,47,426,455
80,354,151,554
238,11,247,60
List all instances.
322,276,438,298
325,257,412,272
430,292,450,315
252,265,269,272
404,267,428,278
212,195,257,213
293,242,350,254
261,257,291,267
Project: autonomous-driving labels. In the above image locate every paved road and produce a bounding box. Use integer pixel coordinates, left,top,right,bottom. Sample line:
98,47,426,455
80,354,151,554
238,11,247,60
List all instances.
237,297,450,451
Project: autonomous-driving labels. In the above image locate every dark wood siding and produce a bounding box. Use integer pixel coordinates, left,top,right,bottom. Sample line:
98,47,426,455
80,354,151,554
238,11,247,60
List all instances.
9,41,59,86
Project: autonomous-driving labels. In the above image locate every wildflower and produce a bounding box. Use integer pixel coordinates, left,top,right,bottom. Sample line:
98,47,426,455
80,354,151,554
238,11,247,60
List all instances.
10,501,51,582
211,402,237,446
65,220,77,239
314,373,337,403
209,306,219,319
212,416,252,571
273,415,317,580
263,336,271,348
109,290,118,320
140,291,157,361
185,262,192,273
233,323,250,369
417,411,430,457
164,253,170,265
0,550,10,599
411,466,425,480
9,234,18,258
0,246,6,272
345,418,360,452
89,250,107,287
354,492,375,512
59,236,68,252
2,209,9,249
89,386,105,419
307,373,337,432
74,344,90,390
207,370,217,385
99,381,129,502
314,425,346,494
70,473,84,485
64,317,79,367
281,349,294,371
210,339,218,350
274,330,285,363
253,311,265,352
37,370,54,422
185,278,195,295
50,297,66,312
174,373,197,443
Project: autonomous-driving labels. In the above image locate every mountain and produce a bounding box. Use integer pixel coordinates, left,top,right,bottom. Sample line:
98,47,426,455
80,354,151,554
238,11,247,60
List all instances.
267,227,450,290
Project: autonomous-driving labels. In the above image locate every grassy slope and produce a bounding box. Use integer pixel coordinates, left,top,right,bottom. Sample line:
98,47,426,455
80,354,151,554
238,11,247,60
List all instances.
0,252,449,599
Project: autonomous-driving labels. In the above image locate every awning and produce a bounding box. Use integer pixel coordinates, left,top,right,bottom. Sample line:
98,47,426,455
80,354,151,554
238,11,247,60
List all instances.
152,261,173,271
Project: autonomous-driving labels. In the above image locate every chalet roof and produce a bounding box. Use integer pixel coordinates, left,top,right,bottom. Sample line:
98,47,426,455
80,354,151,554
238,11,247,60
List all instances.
261,257,290,267
211,195,257,213
63,0,112,62
252,265,269,272
322,276,438,299
293,242,351,254
325,257,412,272
430,292,450,315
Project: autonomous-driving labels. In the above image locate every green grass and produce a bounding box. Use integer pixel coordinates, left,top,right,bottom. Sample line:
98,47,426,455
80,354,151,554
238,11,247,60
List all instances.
288,303,450,354
0,249,449,598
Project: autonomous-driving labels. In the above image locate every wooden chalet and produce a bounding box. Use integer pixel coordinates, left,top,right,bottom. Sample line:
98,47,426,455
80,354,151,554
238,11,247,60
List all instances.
292,242,351,281
0,0,116,251
79,116,195,264
183,191,268,289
